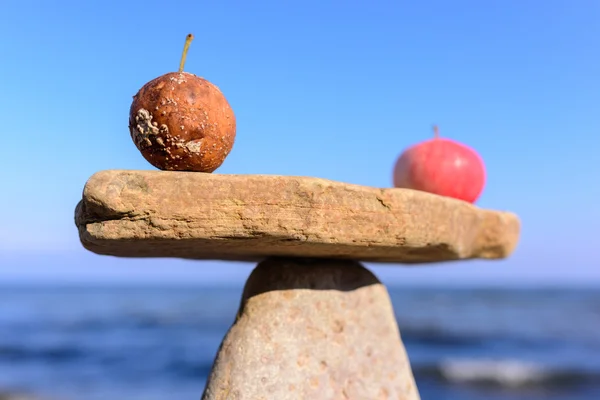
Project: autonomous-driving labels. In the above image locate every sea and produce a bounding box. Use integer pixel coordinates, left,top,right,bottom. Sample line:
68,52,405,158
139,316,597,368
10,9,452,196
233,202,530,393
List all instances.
0,285,599,400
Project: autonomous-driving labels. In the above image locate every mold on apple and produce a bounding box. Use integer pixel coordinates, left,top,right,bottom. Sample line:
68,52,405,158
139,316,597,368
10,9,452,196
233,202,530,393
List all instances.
131,108,169,148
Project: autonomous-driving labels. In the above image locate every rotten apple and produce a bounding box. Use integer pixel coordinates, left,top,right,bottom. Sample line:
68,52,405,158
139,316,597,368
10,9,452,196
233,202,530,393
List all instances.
129,34,236,173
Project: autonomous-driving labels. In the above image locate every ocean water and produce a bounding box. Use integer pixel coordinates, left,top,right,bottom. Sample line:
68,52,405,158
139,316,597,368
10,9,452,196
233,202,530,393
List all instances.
0,285,599,400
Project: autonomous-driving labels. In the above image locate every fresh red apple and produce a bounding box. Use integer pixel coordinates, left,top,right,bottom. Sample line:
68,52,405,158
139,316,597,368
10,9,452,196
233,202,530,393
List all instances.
392,126,486,203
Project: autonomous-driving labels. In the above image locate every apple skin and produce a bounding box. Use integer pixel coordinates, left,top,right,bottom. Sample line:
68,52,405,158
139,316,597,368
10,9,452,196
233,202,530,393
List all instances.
392,129,486,203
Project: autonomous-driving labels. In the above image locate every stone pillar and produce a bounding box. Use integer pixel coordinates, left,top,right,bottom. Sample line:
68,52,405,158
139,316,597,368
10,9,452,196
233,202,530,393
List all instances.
202,258,420,400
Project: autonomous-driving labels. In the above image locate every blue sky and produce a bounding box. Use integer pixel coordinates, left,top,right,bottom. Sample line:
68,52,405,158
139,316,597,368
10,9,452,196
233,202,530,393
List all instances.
1,0,598,286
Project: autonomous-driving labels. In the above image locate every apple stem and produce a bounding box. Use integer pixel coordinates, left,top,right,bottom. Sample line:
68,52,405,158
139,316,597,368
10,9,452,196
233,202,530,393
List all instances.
433,125,440,139
178,34,194,73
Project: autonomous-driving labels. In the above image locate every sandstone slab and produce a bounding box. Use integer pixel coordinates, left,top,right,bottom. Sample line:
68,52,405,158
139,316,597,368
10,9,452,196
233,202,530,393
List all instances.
75,170,520,263
202,258,420,400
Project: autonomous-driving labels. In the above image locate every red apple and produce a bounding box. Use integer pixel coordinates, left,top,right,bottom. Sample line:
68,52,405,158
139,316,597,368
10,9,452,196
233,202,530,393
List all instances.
392,126,486,203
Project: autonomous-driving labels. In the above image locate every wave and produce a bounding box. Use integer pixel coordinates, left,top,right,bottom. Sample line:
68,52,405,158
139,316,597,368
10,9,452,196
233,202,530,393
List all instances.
1,315,230,335
399,325,485,347
0,344,84,363
0,343,216,378
398,324,560,349
165,359,214,379
413,359,600,389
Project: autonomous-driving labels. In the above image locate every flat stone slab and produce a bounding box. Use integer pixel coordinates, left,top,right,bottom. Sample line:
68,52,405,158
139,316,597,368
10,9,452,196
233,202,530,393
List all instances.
202,258,421,400
75,170,520,263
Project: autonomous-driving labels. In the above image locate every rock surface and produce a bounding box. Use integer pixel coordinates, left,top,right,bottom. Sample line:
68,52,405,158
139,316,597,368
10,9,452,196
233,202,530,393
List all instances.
0,391,43,400
75,170,520,263
202,258,420,400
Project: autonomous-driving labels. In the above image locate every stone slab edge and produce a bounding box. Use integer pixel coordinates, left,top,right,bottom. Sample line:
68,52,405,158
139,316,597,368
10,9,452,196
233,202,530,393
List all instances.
74,170,521,263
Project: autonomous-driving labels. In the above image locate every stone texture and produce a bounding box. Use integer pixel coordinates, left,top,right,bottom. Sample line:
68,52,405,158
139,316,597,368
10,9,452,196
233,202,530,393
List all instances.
75,170,520,263
202,258,420,400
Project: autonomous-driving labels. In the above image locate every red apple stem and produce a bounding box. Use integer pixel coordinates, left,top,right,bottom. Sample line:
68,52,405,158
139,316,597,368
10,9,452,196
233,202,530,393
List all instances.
178,34,194,73
433,125,440,139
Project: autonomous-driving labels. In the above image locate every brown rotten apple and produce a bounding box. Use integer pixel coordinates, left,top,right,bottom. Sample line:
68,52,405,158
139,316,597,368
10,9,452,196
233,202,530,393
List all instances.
129,34,236,172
